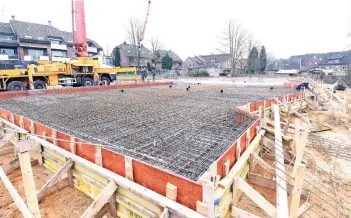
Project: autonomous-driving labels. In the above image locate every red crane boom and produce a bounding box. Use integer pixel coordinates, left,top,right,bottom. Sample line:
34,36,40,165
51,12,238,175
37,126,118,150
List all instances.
139,0,151,43
72,0,88,57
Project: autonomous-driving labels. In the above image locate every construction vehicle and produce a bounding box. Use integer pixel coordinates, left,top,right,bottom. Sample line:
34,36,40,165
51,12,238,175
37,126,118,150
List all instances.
0,0,136,91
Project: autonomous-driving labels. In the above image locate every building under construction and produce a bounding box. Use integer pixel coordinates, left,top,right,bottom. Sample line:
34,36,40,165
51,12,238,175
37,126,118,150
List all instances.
0,80,350,218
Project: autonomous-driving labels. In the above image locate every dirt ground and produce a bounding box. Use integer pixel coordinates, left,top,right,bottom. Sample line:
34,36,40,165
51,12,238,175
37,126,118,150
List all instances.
236,89,351,218
0,145,92,218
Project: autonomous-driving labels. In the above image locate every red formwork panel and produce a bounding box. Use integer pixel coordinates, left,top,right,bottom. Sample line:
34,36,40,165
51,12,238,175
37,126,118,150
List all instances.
57,131,71,152
76,141,96,163
23,117,32,132
250,101,264,112
132,159,202,210
216,142,237,179
102,148,126,177
0,91,28,99
249,120,259,143
240,133,247,155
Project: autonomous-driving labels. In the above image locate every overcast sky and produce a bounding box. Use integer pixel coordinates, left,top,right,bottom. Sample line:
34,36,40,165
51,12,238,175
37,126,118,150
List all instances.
1,0,350,59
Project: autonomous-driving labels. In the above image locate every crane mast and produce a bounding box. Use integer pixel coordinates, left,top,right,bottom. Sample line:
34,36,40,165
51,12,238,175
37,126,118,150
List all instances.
72,0,88,57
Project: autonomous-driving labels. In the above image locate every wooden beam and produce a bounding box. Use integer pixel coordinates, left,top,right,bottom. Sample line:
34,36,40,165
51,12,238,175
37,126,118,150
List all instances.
0,167,34,218
94,203,110,218
17,140,41,218
297,203,311,217
0,118,205,218
231,206,262,218
283,104,291,135
219,130,265,190
251,153,274,172
273,105,289,218
3,158,38,175
236,177,276,217
160,208,169,218
37,160,73,202
289,164,306,218
116,194,158,218
262,126,292,141
80,180,118,218
0,147,14,156
293,121,309,177
109,192,117,217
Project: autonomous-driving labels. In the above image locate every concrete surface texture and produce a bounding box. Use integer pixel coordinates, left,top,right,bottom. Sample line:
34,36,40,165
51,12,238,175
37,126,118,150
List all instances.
0,84,296,180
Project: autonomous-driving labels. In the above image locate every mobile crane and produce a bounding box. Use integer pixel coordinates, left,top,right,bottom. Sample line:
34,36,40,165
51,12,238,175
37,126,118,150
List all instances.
0,0,135,91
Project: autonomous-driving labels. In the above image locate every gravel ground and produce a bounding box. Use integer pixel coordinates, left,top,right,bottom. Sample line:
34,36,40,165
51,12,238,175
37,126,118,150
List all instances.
0,84,296,180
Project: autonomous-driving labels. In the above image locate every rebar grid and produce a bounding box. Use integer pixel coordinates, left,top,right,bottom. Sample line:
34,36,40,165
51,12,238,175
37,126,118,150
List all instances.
0,85,295,180
259,136,351,218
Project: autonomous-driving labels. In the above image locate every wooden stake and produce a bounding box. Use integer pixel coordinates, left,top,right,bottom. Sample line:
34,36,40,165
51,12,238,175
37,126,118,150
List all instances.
166,182,177,201
70,136,76,154
223,160,230,176
283,104,291,135
95,146,102,166
290,164,306,218
125,156,134,181
80,180,118,218
52,130,57,146
293,122,309,177
196,201,208,216
109,192,117,217
0,167,34,218
273,105,289,218
17,140,41,218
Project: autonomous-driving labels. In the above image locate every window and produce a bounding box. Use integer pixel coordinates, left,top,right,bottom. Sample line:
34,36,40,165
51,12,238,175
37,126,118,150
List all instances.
0,34,13,40
128,57,134,63
28,49,45,60
0,48,17,59
51,50,67,57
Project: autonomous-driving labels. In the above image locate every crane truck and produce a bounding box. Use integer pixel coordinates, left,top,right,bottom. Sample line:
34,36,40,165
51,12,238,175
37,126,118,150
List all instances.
0,0,136,91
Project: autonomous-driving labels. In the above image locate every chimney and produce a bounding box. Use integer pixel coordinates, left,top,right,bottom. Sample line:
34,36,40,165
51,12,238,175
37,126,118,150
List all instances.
48,21,52,26
11,15,15,21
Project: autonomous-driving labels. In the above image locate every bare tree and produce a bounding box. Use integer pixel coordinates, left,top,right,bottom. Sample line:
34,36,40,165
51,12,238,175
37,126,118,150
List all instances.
149,37,164,64
218,20,249,74
126,18,142,59
247,36,260,57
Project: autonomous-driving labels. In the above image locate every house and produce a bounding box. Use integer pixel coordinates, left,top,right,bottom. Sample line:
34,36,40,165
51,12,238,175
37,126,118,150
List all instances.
156,50,183,70
266,59,300,72
113,42,153,68
0,16,102,61
0,22,19,59
289,54,325,71
318,51,350,75
183,54,230,76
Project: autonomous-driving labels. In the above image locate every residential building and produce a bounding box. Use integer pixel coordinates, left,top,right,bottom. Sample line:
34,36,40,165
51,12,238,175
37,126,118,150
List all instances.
113,42,153,68
183,54,230,76
266,59,300,72
0,22,19,59
289,54,325,71
156,50,183,70
318,51,351,75
0,16,102,61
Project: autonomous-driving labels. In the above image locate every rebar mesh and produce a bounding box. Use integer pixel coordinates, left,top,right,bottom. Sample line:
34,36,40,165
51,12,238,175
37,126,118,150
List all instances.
0,84,296,180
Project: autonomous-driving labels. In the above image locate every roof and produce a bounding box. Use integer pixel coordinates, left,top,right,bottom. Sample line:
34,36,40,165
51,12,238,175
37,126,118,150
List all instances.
199,54,230,64
118,43,153,59
10,20,62,43
0,22,13,34
157,50,182,63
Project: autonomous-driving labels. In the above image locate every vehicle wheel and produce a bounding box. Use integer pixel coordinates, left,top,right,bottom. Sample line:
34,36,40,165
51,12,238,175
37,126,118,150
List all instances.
34,80,47,89
82,77,94,86
7,81,26,91
101,77,110,85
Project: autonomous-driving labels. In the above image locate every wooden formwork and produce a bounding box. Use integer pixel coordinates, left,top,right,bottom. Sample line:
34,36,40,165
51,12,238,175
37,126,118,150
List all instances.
0,84,308,218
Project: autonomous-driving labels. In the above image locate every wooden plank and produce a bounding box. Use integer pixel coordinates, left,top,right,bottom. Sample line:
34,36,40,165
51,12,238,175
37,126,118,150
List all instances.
223,161,230,176
251,153,274,172
109,192,117,217
196,201,208,216
293,121,309,177
37,159,73,201
18,149,41,218
231,207,262,218
262,126,292,141
219,130,265,190
289,164,306,218
95,146,102,166
3,158,38,175
0,167,34,218
0,147,13,155
80,180,118,218
94,203,110,218
236,177,276,217
125,156,133,181
0,118,204,218
273,104,289,218
116,194,158,218
297,203,311,217
202,180,215,218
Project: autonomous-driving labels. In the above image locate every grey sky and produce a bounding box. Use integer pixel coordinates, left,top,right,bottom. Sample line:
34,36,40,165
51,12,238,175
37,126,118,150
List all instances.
1,0,350,60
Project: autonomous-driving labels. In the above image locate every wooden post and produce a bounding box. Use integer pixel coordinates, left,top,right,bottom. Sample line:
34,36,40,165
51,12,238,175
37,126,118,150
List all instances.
223,160,230,176
236,140,241,160
166,182,177,201
0,167,34,218
125,156,134,181
273,105,289,218
202,180,215,218
283,104,291,135
17,140,41,218
70,137,76,154
19,116,24,128
52,130,57,146
95,145,102,166
290,164,306,218
293,121,309,177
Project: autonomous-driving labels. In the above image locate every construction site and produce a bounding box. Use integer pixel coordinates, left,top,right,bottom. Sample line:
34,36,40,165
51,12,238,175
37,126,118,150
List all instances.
0,76,350,218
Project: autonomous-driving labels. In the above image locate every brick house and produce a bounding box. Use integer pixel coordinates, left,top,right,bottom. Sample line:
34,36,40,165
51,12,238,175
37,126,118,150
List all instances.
156,50,183,71
112,42,153,68
0,16,102,61
183,54,231,76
